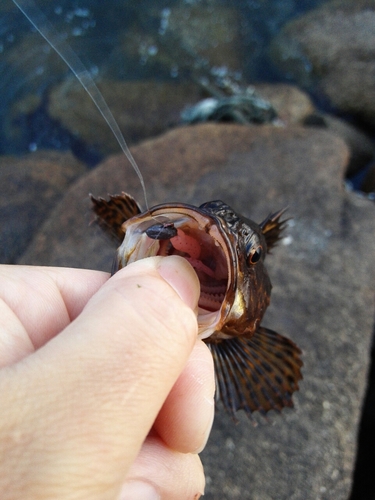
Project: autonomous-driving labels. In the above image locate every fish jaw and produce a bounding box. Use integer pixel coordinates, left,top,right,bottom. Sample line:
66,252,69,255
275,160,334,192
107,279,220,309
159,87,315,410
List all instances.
115,203,235,339
114,201,272,342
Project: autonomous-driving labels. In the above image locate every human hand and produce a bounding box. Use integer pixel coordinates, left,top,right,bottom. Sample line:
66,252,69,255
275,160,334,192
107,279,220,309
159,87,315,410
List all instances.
0,256,215,500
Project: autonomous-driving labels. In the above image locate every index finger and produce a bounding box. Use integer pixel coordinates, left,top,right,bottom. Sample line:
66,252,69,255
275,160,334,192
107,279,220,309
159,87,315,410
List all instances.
0,265,109,366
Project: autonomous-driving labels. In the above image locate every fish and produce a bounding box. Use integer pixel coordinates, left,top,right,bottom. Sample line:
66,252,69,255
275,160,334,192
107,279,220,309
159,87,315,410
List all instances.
91,193,303,421
13,0,302,422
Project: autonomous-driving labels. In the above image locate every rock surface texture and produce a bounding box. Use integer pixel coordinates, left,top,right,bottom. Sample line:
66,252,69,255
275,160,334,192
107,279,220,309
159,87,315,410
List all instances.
0,150,86,264
48,79,202,156
18,124,375,499
271,0,375,127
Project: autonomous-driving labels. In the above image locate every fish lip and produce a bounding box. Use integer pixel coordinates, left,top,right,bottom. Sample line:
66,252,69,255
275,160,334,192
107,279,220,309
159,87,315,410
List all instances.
119,202,238,339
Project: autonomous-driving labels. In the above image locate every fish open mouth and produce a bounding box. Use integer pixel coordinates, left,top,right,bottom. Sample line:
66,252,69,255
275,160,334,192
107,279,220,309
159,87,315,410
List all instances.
119,207,234,339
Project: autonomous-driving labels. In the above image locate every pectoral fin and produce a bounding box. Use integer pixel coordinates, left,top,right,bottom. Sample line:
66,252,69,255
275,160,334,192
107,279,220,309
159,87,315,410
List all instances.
206,327,302,421
90,192,142,243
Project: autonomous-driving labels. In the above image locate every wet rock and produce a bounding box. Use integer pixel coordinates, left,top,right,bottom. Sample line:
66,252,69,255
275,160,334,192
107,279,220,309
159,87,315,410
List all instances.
19,123,375,499
163,3,242,70
254,83,315,126
48,78,202,155
2,31,68,145
114,3,243,76
181,84,312,127
0,150,87,264
303,112,375,177
3,31,69,91
2,5,104,150
270,0,375,126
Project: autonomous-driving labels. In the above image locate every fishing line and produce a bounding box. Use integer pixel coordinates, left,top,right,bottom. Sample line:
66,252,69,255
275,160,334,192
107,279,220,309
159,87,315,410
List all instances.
12,0,149,210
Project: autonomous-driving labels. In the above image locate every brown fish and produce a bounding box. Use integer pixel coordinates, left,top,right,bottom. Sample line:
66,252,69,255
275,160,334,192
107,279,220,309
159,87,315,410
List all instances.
12,0,302,421
91,193,303,421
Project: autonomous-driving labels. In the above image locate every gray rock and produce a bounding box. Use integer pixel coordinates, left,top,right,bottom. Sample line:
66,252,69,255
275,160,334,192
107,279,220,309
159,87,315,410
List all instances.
0,150,87,264
303,112,375,177
19,124,375,499
270,0,375,126
48,79,202,156
255,83,315,126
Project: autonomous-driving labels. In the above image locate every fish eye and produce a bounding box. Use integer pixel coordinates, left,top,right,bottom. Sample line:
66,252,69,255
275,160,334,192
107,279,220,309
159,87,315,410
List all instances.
248,246,262,265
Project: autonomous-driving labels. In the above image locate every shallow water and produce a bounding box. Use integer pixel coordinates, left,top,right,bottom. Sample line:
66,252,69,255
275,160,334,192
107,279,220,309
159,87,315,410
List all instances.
1,0,328,161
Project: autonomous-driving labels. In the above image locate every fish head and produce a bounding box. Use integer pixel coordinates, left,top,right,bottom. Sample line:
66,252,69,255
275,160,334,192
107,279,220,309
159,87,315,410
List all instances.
114,197,274,341
92,193,302,419
199,200,272,339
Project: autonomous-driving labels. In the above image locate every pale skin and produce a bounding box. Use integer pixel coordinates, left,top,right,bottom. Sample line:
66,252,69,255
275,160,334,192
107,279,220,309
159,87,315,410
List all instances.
0,256,215,500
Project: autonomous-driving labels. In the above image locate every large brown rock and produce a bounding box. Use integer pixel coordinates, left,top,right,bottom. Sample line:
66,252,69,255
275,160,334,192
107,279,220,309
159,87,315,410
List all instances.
47,78,316,158
19,124,375,499
48,79,202,155
270,0,375,126
0,150,86,264
255,83,315,126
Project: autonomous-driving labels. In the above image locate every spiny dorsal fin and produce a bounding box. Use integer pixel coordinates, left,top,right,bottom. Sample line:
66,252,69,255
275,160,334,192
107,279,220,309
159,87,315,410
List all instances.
260,208,289,252
90,192,142,244
205,327,302,422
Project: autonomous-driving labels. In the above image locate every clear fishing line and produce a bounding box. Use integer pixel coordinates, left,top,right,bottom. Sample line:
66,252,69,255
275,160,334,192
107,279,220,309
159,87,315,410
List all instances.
12,0,149,209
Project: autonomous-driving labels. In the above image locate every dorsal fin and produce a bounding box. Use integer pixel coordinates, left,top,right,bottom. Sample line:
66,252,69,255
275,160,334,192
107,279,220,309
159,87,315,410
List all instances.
259,208,289,252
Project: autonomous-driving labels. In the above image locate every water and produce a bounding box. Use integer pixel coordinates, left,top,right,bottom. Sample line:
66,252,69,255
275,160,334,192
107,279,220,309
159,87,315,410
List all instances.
1,0,329,163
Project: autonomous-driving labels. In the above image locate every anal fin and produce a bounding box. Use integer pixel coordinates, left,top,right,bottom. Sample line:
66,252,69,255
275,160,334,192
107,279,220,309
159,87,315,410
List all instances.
206,327,303,421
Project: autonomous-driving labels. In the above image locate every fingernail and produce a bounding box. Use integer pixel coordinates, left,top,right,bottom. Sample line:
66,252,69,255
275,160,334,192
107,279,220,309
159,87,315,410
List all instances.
119,480,160,500
157,255,200,311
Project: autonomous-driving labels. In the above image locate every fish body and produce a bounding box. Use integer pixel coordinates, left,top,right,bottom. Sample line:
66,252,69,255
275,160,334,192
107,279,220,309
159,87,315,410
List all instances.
92,192,303,421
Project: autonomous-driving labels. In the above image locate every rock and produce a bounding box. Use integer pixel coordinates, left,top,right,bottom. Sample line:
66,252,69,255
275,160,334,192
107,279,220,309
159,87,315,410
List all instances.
0,150,87,264
2,5,107,149
3,31,69,90
48,78,202,156
303,112,375,177
18,124,375,499
254,83,315,126
2,30,68,145
270,0,375,126
163,3,242,70
113,3,243,75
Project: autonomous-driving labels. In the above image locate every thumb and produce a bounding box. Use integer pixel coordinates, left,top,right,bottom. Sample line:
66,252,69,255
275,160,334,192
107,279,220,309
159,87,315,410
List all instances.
0,256,201,499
